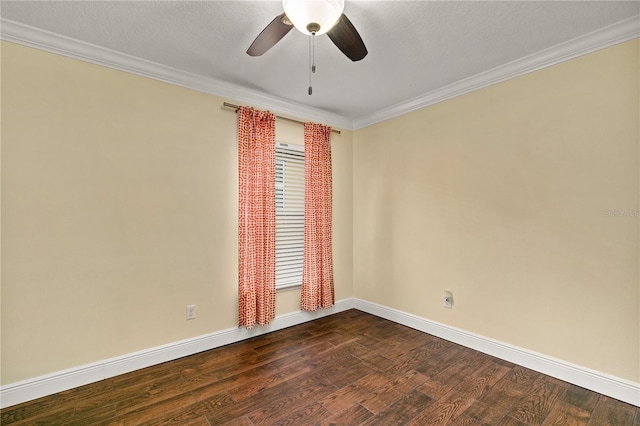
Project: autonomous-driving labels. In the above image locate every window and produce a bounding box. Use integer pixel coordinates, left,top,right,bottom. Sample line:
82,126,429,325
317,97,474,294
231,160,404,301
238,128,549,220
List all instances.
275,142,304,289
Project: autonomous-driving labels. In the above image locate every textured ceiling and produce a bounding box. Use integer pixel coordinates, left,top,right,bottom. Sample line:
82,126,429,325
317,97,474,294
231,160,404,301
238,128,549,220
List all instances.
1,1,639,127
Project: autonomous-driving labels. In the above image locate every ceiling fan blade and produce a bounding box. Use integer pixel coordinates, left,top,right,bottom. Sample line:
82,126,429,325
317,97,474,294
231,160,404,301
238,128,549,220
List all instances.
247,13,293,56
327,14,367,61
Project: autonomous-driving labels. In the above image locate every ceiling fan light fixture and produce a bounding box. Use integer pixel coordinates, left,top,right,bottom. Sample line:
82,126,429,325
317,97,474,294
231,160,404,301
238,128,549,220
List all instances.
282,0,344,35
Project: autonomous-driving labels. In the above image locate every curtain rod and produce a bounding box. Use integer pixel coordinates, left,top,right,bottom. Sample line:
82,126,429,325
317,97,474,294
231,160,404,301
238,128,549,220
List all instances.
222,102,341,135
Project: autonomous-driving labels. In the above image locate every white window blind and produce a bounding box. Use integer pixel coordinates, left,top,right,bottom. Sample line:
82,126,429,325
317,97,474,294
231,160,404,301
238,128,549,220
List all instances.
275,142,304,289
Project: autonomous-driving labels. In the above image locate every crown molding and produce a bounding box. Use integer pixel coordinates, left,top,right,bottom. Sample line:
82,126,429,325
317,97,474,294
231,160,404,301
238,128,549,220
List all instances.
1,16,638,131
0,19,355,131
352,15,640,129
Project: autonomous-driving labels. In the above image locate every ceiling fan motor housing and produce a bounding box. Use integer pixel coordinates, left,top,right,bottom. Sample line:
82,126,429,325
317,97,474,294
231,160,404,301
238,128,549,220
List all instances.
306,23,321,34
283,0,345,35
247,0,367,62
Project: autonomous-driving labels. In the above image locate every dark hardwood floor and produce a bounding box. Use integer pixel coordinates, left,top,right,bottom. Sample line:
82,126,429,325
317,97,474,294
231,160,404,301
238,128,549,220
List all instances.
2,309,638,425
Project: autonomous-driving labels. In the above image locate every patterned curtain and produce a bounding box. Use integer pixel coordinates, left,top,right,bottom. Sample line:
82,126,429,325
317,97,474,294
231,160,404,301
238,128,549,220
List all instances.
238,106,276,328
301,122,335,310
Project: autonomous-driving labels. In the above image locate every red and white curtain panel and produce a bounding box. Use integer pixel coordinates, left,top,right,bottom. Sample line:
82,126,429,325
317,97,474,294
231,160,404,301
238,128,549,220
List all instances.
237,106,276,328
301,122,335,310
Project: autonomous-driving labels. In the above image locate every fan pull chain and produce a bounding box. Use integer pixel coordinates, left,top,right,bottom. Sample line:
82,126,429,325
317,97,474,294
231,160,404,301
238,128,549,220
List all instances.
308,32,316,95
312,32,316,74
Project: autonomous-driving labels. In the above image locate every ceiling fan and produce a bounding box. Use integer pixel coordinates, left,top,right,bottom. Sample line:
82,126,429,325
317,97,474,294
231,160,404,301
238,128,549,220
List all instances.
247,0,367,62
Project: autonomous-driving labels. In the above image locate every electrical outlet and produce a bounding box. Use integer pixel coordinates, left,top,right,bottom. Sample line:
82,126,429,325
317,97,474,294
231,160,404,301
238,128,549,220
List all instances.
186,304,196,320
443,291,453,309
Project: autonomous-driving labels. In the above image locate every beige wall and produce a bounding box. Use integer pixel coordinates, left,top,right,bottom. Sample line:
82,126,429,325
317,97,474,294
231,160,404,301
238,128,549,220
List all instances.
0,41,353,384
353,39,639,382
2,37,638,388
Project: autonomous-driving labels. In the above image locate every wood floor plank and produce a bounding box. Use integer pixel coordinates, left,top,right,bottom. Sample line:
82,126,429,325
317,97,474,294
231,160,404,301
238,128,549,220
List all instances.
57,380,117,411
252,331,329,358
588,396,637,425
245,377,336,424
353,350,396,373
322,359,377,389
227,358,314,401
271,401,334,425
505,375,567,425
563,384,600,413
74,406,120,425
220,415,256,425
1,310,636,425
113,374,195,417
359,369,429,414
361,387,434,425
188,360,292,403
475,385,523,417
497,415,530,426
111,392,200,425
493,364,543,394
0,394,74,425
418,352,491,400
451,400,510,426
288,338,336,365
541,400,591,425
413,342,469,379
375,333,434,360
406,388,476,425
320,403,374,425
383,337,458,378
454,360,512,400
320,371,391,415
193,389,235,411
204,372,331,424
311,353,364,386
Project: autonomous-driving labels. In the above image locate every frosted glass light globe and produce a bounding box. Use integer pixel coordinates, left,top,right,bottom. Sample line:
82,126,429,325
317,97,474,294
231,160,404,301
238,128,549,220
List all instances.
282,0,345,35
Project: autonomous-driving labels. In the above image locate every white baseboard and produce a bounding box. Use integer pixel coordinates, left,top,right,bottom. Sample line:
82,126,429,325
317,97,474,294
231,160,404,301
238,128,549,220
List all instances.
353,298,640,407
2,297,638,409
0,299,355,409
